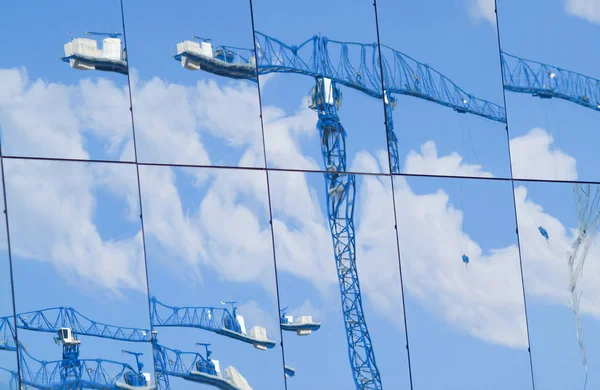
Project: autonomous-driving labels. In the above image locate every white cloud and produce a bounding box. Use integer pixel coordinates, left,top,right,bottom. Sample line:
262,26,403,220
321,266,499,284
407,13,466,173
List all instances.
564,0,600,24
4,160,145,295
390,176,528,347
0,67,132,160
510,128,577,181
467,0,496,25
128,72,211,167
403,140,493,177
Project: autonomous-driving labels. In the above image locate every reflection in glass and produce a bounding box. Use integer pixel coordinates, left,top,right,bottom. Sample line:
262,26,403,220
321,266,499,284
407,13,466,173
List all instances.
63,31,128,75
268,169,410,389
122,0,263,168
250,0,389,174
377,0,509,178
139,165,284,389
3,159,154,389
0,0,133,162
394,176,531,389
0,177,18,389
498,0,600,182
516,181,600,389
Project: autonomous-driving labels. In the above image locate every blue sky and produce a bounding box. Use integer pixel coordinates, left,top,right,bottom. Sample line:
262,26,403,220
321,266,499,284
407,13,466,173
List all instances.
0,0,599,390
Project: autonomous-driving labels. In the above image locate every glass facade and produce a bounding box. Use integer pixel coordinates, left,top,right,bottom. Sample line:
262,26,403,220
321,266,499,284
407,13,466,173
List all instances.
0,1,597,389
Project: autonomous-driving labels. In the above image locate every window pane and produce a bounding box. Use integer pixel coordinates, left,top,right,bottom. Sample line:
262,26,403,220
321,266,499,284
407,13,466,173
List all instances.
4,159,154,388
269,169,411,388
516,181,600,389
498,0,600,182
123,0,264,168
0,1,133,162
0,169,18,389
377,0,509,178
394,176,532,389
139,165,286,389
251,0,390,174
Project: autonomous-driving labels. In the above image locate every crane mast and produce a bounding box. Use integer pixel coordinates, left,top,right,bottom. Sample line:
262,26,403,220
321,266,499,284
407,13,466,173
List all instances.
311,77,381,389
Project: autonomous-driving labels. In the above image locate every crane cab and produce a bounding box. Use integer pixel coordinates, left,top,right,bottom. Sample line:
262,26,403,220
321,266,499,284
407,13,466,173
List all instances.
55,327,80,345
124,371,149,387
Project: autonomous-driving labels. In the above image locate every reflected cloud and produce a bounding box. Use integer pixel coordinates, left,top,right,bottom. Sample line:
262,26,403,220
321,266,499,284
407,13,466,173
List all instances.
466,0,496,25
510,128,578,181
565,0,600,23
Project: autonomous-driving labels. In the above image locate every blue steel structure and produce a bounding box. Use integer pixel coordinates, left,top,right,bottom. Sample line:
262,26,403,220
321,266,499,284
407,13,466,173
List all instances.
175,32,506,175
153,342,244,390
311,76,382,388
150,297,276,350
501,52,600,390
13,307,152,343
17,345,151,390
501,52,600,111
0,316,16,351
174,31,505,389
0,367,18,390
2,307,154,389
3,306,254,390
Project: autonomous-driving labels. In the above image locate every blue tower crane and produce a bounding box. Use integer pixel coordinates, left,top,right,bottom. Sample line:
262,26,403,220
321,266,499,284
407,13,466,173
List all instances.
150,297,276,350
174,31,505,389
16,342,152,390
175,31,505,174
2,308,154,389
4,303,255,390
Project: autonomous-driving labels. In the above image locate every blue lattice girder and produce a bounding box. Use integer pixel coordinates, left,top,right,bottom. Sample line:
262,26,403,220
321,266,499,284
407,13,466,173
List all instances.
150,298,275,350
174,32,506,123
312,78,382,389
501,51,600,112
13,307,152,342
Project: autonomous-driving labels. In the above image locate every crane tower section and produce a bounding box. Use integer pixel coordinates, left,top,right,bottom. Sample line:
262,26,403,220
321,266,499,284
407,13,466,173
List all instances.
310,77,382,389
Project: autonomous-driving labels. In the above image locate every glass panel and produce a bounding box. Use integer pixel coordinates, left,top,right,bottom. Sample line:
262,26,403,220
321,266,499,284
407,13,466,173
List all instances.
251,0,390,174
516,181,600,388
122,0,264,168
139,165,285,389
4,159,154,388
377,0,509,178
498,0,600,182
269,169,410,388
394,176,532,389
0,1,133,162
0,166,18,389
